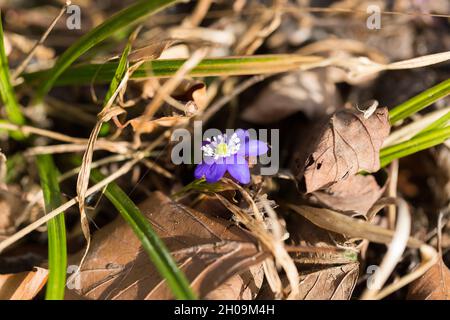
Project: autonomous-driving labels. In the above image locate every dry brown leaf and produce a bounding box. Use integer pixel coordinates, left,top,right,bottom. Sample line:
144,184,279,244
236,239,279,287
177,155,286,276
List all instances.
172,80,207,111
129,115,191,134
128,40,172,62
241,70,339,124
67,192,267,300
294,107,390,192
296,263,359,300
286,213,356,265
407,257,450,300
0,267,48,300
311,174,386,217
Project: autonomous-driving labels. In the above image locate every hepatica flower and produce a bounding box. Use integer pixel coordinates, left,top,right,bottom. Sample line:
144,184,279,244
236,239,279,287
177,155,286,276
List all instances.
195,129,268,184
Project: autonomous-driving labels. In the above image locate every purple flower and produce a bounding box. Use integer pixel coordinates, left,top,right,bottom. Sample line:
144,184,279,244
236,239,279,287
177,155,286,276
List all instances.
194,129,268,184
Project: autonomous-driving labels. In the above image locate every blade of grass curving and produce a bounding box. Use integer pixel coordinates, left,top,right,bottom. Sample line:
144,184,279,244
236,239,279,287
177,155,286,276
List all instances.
89,169,196,300
23,55,323,86
389,79,450,124
34,0,180,102
0,11,25,139
36,154,67,300
380,126,450,167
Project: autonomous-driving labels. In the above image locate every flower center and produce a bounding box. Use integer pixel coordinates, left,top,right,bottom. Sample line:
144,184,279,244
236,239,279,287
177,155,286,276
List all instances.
215,143,228,156
202,133,241,160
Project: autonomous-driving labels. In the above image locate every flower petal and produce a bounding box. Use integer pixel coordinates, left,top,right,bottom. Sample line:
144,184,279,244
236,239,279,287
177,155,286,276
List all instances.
234,129,248,143
194,162,212,179
205,163,227,183
247,140,268,156
227,162,251,184
236,129,249,156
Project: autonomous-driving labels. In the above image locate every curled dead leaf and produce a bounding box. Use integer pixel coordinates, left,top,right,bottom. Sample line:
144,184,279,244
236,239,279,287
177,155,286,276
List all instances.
407,257,450,300
294,107,390,192
0,267,48,300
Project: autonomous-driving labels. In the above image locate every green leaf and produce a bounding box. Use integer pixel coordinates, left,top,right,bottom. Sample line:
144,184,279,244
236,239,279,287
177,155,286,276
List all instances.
0,11,25,138
380,126,450,167
36,154,67,300
89,169,196,300
23,55,323,87
389,79,450,124
34,0,181,101
103,35,132,105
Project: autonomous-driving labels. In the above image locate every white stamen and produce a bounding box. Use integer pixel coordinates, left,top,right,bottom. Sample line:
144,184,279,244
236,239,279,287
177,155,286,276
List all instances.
201,132,241,159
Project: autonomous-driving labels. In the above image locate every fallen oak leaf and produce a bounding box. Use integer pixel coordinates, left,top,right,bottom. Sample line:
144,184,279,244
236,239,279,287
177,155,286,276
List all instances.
407,257,450,300
297,263,359,300
256,263,359,300
294,107,390,192
311,174,386,217
67,192,267,300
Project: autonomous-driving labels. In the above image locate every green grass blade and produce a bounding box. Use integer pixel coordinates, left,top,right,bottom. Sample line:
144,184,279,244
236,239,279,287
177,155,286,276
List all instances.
389,79,450,124
0,11,25,138
380,126,450,167
90,169,196,300
23,55,322,86
36,154,67,300
103,38,131,105
34,0,180,101
417,108,450,134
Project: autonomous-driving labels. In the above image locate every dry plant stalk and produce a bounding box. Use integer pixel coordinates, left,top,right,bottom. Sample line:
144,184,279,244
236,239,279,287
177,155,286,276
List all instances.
0,133,168,253
217,179,300,299
287,204,423,249
12,1,71,80
133,47,209,143
361,199,411,299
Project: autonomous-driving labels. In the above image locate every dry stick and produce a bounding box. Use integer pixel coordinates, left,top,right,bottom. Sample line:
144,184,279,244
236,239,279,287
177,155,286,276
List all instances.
0,158,137,253
182,0,213,27
373,244,438,300
24,142,131,156
12,1,71,80
282,5,450,19
0,134,166,253
361,199,411,299
0,122,131,154
134,47,209,143
261,197,300,299
387,160,399,230
147,5,450,27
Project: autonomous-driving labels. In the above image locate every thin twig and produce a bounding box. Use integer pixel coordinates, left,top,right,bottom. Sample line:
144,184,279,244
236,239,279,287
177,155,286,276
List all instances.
0,134,166,253
12,1,71,80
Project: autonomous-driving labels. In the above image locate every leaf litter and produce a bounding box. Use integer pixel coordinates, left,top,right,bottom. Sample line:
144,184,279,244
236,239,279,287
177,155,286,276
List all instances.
0,0,449,301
